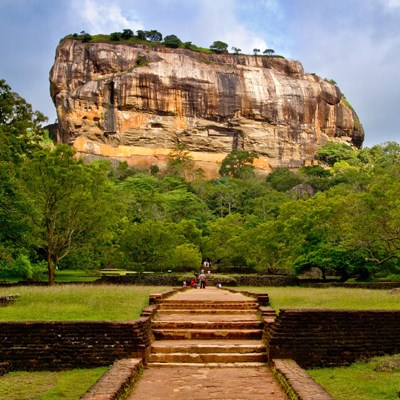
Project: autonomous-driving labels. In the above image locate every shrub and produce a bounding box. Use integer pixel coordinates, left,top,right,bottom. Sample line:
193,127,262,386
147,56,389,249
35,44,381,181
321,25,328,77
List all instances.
110,32,122,41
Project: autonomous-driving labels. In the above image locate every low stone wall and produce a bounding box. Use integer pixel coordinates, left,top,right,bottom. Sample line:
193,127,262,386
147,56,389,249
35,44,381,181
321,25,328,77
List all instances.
97,274,180,286
233,275,298,286
97,274,298,287
81,358,143,400
271,359,333,400
267,309,400,368
299,280,400,290
0,318,152,371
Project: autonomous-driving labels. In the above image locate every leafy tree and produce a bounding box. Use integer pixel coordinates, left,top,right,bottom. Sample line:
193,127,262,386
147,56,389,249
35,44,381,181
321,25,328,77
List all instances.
231,47,241,55
110,32,122,41
202,214,245,267
298,165,333,192
316,142,358,167
144,30,163,42
342,165,400,271
359,142,400,168
210,41,228,53
136,30,146,40
205,178,243,217
0,80,47,268
171,243,202,272
121,29,134,40
81,33,92,43
263,48,275,56
253,48,260,56
19,145,120,284
0,79,47,163
219,149,258,179
266,168,301,192
237,220,287,273
119,220,186,272
163,34,182,48
166,143,204,180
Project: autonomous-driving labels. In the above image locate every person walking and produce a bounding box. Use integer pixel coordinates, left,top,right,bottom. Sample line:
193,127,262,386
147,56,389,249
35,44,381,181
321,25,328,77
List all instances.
198,271,207,289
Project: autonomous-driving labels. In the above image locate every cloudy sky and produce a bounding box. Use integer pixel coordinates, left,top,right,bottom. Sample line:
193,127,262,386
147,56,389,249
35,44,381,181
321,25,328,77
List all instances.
1,0,400,147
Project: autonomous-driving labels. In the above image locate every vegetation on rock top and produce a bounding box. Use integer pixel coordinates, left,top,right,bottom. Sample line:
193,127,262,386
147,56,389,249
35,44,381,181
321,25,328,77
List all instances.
62,29,282,57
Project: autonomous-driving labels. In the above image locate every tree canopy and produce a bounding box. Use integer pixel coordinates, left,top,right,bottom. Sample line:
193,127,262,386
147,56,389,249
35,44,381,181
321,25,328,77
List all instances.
210,41,228,53
2,79,400,284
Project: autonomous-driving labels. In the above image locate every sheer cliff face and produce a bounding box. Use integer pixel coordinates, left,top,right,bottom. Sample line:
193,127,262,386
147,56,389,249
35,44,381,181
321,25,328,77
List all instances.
50,39,364,177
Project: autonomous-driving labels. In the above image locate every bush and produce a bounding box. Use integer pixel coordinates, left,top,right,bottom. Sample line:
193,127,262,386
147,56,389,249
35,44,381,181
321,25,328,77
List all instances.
12,255,46,281
163,34,182,48
110,32,122,41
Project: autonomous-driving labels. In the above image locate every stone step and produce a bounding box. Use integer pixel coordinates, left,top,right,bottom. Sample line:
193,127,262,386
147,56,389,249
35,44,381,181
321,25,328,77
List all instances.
148,352,268,363
158,309,257,315
151,340,266,354
259,306,277,317
146,361,267,368
155,314,258,323
159,302,258,310
153,328,263,340
152,320,263,330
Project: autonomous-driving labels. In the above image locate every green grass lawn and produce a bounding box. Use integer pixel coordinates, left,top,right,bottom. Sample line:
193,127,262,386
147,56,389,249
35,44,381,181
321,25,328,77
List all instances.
0,367,108,400
0,269,101,284
238,286,400,310
308,355,400,400
54,269,101,282
0,284,170,321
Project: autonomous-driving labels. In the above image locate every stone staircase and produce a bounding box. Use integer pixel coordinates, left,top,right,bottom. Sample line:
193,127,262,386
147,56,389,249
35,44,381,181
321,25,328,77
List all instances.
148,293,268,367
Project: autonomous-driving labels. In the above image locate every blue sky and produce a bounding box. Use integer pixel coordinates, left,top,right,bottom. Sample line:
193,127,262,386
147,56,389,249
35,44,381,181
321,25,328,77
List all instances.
1,0,400,147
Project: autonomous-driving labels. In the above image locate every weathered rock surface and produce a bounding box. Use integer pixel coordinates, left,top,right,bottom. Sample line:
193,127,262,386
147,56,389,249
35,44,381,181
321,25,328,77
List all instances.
50,39,364,177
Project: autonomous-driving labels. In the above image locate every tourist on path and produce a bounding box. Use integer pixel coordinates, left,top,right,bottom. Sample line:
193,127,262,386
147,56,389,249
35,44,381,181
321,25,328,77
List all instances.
198,272,207,289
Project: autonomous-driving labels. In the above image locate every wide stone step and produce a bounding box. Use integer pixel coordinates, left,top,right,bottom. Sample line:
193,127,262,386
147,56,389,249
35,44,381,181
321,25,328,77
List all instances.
159,301,258,310
146,361,267,368
158,309,257,315
153,328,263,340
148,352,268,363
151,340,266,354
153,320,263,330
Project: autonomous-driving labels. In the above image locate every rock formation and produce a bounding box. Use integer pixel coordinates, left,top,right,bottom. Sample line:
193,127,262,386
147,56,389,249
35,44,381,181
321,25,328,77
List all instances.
50,39,364,177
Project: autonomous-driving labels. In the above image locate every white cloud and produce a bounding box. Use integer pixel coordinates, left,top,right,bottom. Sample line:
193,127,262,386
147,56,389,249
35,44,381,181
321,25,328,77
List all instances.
387,0,400,7
71,0,143,34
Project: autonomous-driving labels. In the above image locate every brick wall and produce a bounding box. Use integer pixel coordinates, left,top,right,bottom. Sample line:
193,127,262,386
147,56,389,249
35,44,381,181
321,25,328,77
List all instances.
98,274,298,286
266,309,400,368
0,317,152,371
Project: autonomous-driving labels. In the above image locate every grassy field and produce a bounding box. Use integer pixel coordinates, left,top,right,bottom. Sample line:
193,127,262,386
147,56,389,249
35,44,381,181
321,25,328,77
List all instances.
0,285,169,321
308,355,400,400
239,286,400,310
0,367,108,400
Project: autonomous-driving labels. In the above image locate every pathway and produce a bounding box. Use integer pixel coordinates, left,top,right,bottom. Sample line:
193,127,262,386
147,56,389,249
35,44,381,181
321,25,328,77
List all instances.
127,287,288,399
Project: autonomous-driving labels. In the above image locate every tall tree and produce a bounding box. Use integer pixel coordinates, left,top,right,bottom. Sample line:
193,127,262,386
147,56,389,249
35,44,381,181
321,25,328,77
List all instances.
0,79,47,163
19,145,120,284
219,149,258,179
0,80,47,267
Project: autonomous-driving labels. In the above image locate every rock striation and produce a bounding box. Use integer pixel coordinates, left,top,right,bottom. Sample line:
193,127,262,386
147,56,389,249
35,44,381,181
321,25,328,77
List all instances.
50,39,364,177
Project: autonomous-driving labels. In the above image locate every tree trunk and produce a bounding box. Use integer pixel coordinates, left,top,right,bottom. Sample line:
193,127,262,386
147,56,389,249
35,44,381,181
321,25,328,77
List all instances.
47,254,55,285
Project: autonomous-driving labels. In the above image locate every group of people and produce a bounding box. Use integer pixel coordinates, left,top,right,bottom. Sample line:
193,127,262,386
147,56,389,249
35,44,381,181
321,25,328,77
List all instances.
181,260,222,289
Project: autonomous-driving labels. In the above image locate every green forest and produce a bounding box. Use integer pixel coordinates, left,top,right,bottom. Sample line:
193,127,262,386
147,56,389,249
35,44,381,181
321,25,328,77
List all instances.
1,79,400,285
